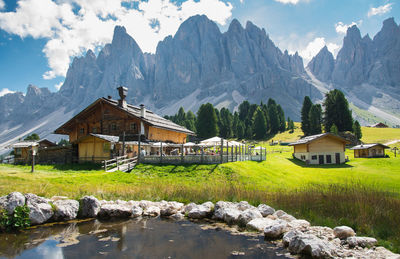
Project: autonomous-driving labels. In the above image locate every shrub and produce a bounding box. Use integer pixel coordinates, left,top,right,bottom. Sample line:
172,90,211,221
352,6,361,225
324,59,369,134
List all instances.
0,205,30,231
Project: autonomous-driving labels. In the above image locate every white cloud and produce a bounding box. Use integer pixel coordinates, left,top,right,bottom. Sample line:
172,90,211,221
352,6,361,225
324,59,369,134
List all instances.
0,88,15,97
0,0,5,10
298,37,340,65
0,0,233,79
368,3,393,17
335,21,361,34
274,0,308,4
54,82,63,91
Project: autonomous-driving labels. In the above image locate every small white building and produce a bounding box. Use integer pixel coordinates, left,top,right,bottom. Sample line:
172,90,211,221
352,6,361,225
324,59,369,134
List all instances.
288,133,350,165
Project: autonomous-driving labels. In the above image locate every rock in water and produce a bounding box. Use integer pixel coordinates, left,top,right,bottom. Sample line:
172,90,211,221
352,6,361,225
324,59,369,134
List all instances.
288,233,335,258
53,199,79,220
132,206,143,218
79,196,101,218
264,222,288,239
25,193,53,225
98,204,133,218
333,226,356,239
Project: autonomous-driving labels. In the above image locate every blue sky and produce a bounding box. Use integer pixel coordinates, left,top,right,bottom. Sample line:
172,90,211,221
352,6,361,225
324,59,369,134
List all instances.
0,0,398,95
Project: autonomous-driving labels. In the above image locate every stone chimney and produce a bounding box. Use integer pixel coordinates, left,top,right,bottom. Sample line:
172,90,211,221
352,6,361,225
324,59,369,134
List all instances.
117,86,128,108
140,104,146,118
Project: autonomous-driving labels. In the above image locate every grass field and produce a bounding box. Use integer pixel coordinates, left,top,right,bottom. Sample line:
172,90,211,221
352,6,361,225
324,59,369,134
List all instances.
0,125,399,251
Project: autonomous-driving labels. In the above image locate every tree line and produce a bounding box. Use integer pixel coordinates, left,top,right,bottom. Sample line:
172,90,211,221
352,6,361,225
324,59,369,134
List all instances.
165,99,294,140
301,89,362,140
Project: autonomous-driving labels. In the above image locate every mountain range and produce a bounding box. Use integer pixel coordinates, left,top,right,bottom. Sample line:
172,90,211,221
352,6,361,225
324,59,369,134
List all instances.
0,15,399,151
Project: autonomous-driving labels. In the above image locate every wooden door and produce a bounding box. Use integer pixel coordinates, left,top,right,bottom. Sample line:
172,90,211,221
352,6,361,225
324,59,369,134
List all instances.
335,153,340,164
318,155,324,165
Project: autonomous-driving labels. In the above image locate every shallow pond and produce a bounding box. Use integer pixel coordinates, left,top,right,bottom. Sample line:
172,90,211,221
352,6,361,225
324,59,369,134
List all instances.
0,218,291,258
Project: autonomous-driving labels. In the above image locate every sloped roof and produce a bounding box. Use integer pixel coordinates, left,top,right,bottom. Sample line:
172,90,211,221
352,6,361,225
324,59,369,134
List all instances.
350,143,390,150
89,133,120,143
55,97,195,136
11,141,39,148
102,98,194,135
288,133,349,146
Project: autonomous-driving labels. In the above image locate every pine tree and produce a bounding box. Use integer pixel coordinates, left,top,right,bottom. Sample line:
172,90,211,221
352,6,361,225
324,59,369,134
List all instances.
238,101,250,121
277,104,286,132
24,133,40,141
308,104,322,135
236,121,245,139
185,110,196,132
353,120,362,140
253,108,267,139
267,99,279,134
301,96,313,136
219,108,233,138
287,117,295,133
232,112,239,138
176,107,186,126
323,89,353,132
196,103,219,138
330,124,339,135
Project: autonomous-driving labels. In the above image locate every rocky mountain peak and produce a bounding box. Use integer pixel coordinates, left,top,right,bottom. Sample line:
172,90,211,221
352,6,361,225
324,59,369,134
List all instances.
307,45,334,82
228,18,244,34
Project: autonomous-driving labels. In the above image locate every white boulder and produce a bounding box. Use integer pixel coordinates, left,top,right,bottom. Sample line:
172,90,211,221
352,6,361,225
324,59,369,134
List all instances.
264,222,288,239
333,226,356,239
80,196,101,218
53,199,79,220
237,209,263,226
288,233,335,258
347,236,377,248
25,193,53,225
257,204,275,217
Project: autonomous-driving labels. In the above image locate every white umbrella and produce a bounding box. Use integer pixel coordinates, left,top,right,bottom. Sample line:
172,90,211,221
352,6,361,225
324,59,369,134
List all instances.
229,140,245,146
200,136,229,146
151,142,169,147
184,142,196,147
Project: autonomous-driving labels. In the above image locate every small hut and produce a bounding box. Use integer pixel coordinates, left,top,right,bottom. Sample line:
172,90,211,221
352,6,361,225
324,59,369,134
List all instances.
350,143,389,158
11,141,39,164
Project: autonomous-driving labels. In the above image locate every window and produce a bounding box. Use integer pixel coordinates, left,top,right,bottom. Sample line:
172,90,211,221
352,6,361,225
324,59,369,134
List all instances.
15,148,22,155
130,123,137,131
80,128,85,134
111,124,117,131
311,155,317,160
103,143,110,152
92,127,97,133
326,155,332,163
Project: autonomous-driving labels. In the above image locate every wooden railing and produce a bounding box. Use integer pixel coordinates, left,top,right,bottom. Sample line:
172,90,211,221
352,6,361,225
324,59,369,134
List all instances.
103,155,138,172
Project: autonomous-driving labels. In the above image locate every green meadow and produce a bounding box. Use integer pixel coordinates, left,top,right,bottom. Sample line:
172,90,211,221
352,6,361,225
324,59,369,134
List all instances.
0,125,400,251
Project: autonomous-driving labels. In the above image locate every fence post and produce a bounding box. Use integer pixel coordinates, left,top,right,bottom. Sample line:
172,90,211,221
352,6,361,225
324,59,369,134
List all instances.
160,142,163,164
231,144,233,162
116,156,119,171
226,142,228,162
181,143,184,163
260,147,262,162
104,160,107,171
201,148,204,163
220,138,223,164
235,145,237,162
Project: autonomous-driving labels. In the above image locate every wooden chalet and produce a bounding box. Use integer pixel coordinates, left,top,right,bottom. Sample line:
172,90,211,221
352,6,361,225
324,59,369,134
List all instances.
54,87,195,163
10,139,56,164
369,122,389,128
350,143,389,158
288,133,350,165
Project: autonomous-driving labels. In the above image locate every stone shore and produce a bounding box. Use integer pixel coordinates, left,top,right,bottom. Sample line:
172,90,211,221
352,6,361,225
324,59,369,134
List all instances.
1,192,399,259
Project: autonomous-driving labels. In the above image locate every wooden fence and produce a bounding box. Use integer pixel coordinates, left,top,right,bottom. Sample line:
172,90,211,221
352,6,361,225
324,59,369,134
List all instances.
140,152,266,165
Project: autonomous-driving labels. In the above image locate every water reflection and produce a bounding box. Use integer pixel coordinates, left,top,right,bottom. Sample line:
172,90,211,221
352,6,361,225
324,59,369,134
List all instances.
0,218,290,258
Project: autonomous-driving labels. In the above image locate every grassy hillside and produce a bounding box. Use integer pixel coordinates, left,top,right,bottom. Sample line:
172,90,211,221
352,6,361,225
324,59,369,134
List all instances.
266,122,400,145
